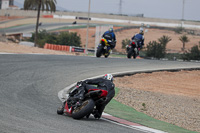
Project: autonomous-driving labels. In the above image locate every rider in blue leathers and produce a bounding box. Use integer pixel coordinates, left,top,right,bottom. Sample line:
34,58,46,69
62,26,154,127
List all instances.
102,28,117,49
130,30,145,55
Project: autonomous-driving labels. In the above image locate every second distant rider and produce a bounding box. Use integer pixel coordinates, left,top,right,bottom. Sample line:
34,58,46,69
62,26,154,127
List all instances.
102,28,117,50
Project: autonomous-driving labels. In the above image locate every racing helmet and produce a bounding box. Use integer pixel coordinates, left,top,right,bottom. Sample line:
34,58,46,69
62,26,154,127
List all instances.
104,74,113,82
139,30,144,35
109,28,114,33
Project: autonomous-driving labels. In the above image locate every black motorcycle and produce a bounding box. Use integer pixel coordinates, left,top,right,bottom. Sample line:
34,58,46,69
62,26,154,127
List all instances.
96,38,112,58
57,82,108,119
127,40,139,59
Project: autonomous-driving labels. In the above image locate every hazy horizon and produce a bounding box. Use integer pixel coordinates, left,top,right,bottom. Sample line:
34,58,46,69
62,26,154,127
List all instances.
14,0,200,21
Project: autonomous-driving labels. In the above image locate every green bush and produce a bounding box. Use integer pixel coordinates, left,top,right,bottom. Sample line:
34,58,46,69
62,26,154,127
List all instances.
29,30,81,48
146,41,166,59
56,32,81,47
121,38,131,49
182,45,200,60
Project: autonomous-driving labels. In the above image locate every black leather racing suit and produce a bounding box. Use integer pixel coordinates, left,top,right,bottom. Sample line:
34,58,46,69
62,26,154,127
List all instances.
84,78,115,118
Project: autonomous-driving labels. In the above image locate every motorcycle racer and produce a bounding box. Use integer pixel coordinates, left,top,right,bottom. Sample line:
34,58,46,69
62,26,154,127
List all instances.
102,28,117,50
131,29,145,54
72,74,115,119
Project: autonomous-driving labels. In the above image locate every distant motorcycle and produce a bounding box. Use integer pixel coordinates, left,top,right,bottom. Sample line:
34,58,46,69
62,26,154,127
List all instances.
96,38,112,58
127,40,139,59
57,82,108,119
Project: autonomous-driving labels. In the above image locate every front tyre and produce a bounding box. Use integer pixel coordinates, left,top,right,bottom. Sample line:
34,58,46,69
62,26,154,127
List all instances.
57,106,64,115
72,99,95,119
104,52,110,58
96,47,103,58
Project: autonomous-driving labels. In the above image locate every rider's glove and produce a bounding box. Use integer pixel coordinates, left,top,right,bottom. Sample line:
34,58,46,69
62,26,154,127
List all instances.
77,81,83,86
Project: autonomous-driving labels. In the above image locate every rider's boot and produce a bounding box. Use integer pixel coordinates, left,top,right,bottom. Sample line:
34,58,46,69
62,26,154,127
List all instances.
137,48,141,55
86,113,90,119
92,109,101,119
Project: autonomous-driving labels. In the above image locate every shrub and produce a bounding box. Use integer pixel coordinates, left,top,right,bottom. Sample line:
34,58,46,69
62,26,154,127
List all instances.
121,38,131,49
182,45,200,60
29,30,81,48
146,41,166,59
56,32,81,47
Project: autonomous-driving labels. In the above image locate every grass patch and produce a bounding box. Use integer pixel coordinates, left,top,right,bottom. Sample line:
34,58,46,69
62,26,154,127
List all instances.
104,87,198,133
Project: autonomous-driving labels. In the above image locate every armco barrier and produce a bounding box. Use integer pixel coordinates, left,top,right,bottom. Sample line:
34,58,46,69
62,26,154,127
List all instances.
44,43,70,52
44,43,94,53
42,15,53,18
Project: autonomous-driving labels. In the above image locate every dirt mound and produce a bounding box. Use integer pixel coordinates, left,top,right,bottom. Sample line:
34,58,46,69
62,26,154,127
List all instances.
114,70,200,132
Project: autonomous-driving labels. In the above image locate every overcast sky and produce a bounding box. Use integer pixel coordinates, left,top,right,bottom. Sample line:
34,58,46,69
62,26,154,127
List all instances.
15,0,200,21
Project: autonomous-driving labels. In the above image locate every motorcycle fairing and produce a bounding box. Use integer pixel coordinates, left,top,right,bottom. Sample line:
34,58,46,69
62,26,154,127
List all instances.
88,89,108,97
101,38,107,44
64,102,72,114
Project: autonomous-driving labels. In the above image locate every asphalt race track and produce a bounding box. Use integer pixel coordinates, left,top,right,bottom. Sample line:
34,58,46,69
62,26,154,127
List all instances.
0,23,79,34
0,54,199,133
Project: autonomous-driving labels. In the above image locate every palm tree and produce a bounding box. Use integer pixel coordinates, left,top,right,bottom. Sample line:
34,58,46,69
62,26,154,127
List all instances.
24,0,56,47
179,35,190,51
158,35,172,47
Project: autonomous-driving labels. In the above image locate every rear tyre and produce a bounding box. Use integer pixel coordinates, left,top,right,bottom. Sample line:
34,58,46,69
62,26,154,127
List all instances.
133,52,137,59
127,48,133,59
72,99,95,119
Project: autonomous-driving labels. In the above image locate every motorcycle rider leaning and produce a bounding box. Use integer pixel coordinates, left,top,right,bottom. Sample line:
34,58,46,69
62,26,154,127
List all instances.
102,28,117,50
131,29,145,54
70,74,115,119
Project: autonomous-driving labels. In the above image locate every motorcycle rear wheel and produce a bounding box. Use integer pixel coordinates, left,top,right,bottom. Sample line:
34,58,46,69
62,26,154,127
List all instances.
133,52,136,59
72,99,95,119
127,48,133,58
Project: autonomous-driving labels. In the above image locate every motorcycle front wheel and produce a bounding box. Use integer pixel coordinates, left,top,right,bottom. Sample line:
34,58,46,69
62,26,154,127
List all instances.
104,52,110,58
96,46,103,57
71,99,95,119
57,106,64,115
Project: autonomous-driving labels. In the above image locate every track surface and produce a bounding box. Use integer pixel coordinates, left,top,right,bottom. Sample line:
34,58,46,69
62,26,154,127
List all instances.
0,23,77,33
0,54,199,133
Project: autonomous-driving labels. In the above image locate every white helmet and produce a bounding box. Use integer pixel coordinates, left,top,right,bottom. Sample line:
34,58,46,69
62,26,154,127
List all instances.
104,74,113,82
